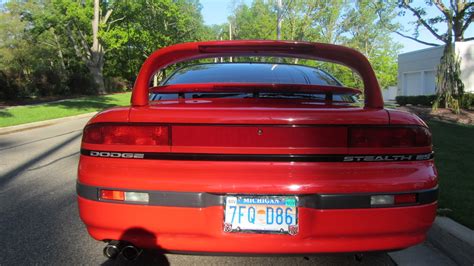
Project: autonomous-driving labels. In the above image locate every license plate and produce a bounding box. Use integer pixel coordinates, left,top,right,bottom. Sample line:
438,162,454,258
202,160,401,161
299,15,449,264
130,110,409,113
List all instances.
224,196,298,235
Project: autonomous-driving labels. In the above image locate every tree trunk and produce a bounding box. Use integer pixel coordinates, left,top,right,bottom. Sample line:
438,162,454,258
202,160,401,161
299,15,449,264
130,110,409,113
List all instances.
53,30,67,73
89,0,106,95
88,64,106,94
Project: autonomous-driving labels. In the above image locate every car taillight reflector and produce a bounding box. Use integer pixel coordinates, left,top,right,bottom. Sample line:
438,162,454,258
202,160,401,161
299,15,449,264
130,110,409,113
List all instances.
371,193,418,207
100,189,150,203
370,195,394,206
394,193,417,204
83,124,169,145
100,190,125,201
349,126,431,148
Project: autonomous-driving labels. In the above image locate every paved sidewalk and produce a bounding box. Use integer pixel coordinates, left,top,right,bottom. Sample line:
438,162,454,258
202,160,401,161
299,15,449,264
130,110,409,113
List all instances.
428,217,474,265
389,242,457,266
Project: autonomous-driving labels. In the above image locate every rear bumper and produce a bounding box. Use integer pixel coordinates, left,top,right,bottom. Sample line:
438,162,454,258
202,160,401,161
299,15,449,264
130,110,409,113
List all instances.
77,156,437,253
78,196,436,253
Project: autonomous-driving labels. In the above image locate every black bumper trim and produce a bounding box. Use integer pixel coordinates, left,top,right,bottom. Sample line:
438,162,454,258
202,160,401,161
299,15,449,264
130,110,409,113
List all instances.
80,149,434,163
77,182,438,209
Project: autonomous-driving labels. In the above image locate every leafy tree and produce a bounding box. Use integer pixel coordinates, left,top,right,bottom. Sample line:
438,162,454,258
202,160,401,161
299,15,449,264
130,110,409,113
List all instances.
103,0,206,81
29,0,118,94
226,0,401,90
1,0,208,99
398,0,473,112
282,0,348,43
0,1,69,98
229,0,276,40
342,0,401,89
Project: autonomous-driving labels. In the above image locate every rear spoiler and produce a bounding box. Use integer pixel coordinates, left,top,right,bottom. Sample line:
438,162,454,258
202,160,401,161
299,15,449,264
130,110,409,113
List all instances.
132,41,383,109
150,83,361,95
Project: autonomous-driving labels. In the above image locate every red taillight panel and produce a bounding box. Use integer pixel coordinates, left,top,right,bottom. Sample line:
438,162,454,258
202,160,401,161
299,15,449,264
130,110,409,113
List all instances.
83,123,431,150
83,124,169,145
394,194,417,205
349,126,431,148
172,126,347,148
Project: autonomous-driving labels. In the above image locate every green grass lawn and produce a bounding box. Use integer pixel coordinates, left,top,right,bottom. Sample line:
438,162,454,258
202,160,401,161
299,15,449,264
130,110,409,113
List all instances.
0,92,131,127
428,120,474,229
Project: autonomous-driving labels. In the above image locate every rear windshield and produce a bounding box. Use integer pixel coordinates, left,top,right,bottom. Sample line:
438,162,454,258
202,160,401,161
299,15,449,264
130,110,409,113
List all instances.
163,63,341,86
151,63,357,103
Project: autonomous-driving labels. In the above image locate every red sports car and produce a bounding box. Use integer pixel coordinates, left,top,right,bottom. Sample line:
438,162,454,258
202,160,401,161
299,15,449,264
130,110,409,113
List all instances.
77,41,437,260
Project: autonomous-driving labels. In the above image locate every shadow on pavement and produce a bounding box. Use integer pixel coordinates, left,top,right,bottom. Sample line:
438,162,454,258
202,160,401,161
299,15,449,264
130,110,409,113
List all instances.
0,130,82,151
101,227,169,266
0,132,82,188
0,139,15,149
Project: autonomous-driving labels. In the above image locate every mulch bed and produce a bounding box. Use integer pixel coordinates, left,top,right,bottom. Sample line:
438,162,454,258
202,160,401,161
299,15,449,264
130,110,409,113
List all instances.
398,105,474,125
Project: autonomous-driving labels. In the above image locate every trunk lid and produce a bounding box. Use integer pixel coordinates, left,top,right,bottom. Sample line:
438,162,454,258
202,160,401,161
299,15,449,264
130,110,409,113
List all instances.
128,99,389,154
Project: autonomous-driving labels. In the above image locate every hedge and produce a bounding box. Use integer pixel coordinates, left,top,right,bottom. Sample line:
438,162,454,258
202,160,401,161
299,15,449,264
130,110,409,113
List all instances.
396,94,474,109
395,95,437,106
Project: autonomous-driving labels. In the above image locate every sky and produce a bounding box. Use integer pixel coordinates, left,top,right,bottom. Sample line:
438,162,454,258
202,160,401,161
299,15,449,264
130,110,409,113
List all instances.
200,0,474,54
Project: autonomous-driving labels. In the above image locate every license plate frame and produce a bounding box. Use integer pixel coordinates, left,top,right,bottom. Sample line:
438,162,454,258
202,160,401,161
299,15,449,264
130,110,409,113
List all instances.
223,195,298,235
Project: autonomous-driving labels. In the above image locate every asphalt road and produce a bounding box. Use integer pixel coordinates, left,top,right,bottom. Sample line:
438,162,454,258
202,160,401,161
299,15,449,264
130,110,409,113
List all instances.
0,116,394,265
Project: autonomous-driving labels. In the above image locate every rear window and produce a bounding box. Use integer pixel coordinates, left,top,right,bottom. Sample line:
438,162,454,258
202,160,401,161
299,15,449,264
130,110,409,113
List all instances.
150,63,357,103
163,63,341,86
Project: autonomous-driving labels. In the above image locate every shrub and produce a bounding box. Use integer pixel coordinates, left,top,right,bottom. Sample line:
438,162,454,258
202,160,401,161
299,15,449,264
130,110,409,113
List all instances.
0,71,14,100
461,93,474,110
105,76,131,93
396,95,437,106
32,69,65,97
0,70,27,101
67,71,96,95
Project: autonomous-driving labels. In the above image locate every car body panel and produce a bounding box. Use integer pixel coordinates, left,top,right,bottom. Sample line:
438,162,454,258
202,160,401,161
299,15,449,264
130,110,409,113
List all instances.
78,196,436,253
127,99,389,125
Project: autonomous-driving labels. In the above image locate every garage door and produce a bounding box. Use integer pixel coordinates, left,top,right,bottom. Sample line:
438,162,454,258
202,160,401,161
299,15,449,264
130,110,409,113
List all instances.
404,72,423,96
423,71,436,94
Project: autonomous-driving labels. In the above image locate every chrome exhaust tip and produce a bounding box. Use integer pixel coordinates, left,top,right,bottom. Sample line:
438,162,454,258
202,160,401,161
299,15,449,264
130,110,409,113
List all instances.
121,245,142,261
103,241,125,259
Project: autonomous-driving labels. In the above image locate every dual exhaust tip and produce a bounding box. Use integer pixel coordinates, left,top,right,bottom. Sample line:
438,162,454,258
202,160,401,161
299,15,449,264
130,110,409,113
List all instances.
103,241,142,261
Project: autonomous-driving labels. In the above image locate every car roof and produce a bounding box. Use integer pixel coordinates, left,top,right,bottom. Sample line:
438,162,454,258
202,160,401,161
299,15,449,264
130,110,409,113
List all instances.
163,63,342,86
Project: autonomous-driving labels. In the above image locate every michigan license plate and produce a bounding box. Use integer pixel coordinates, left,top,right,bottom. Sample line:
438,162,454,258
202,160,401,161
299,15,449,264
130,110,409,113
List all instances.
224,196,298,235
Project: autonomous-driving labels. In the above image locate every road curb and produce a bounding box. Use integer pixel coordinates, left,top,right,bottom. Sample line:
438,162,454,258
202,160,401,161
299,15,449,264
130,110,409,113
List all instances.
427,216,474,266
0,112,97,135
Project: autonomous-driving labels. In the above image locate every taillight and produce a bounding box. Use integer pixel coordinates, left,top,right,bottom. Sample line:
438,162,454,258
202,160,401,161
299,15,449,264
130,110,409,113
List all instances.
394,193,417,204
100,189,149,203
370,193,418,206
83,124,169,145
349,126,431,148
100,189,125,201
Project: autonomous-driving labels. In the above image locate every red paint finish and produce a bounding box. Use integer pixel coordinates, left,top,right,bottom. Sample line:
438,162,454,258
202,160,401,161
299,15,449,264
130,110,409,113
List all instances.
387,109,429,126
128,99,390,125
77,41,437,255
78,157,437,195
78,196,436,253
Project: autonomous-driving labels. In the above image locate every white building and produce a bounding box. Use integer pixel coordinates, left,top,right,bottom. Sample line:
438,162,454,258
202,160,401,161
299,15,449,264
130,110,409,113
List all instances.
397,41,474,97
